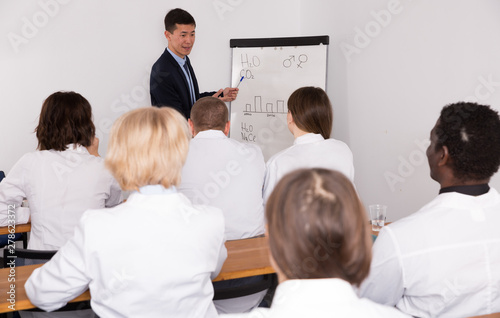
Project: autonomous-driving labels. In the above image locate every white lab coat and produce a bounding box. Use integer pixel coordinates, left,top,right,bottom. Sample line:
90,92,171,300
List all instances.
263,133,355,202
0,144,122,250
222,278,410,318
360,189,500,318
25,186,227,318
179,130,267,314
179,130,265,240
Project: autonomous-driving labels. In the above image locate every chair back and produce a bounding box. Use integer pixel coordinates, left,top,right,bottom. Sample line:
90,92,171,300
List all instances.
2,248,56,267
213,273,276,300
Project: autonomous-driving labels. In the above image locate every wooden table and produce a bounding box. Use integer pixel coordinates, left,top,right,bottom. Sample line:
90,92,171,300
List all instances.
0,223,31,236
214,236,273,282
471,314,500,318
0,236,272,313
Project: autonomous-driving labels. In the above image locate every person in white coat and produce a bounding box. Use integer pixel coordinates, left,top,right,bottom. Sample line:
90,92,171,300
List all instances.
360,102,500,317
179,96,266,314
0,91,122,250
263,86,354,202
25,107,227,318
223,168,409,318
180,96,265,240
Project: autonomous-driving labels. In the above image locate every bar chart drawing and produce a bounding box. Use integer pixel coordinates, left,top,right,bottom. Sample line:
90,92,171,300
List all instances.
244,96,287,114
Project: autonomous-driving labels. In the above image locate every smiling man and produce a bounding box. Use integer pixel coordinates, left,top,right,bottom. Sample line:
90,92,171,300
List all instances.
150,8,238,119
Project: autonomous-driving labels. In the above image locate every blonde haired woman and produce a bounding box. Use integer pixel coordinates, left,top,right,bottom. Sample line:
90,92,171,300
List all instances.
26,107,227,318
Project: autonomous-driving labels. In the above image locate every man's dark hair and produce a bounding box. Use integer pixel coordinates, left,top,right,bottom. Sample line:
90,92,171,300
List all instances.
436,102,500,181
164,8,196,33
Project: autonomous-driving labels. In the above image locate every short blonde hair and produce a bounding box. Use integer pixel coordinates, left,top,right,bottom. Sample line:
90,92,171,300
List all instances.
105,107,190,191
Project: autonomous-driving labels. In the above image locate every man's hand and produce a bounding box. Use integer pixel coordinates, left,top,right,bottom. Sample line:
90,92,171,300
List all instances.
213,87,239,102
86,136,100,157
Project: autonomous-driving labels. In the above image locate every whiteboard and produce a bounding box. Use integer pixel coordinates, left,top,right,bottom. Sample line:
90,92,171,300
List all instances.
229,36,329,160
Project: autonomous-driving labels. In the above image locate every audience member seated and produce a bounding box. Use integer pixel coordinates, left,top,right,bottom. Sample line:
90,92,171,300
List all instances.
179,96,266,313
0,91,122,250
180,96,265,240
224,168,409,317
25,107,227,317
263,86,355,202
360,102,500,317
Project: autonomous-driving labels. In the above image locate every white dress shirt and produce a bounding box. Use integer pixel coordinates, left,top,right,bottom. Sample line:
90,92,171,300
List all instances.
179,130,266,240
222,278,410,318
0,144,122,250
25,185,227,318
263,133,355,202
360,189,500,317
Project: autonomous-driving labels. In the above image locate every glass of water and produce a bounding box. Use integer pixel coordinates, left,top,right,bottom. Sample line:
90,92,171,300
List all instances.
369,204,387,231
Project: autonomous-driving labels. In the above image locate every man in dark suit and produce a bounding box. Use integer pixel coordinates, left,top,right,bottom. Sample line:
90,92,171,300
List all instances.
150,8,238,119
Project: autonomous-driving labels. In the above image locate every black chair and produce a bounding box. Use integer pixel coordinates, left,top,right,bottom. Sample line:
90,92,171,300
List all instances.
0,171,28,249
213,273,277,301
2,248,93,314
2,248,56,267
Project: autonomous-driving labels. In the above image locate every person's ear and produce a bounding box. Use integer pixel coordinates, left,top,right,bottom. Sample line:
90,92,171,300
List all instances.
188,119,196,137
438,145,450,167
223,121,230,136
164,30,171,41
287,111,294,125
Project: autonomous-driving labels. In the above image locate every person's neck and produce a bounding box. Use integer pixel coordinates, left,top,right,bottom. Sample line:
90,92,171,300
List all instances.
439,178,490,189
293,127,309,139
167,46,186,59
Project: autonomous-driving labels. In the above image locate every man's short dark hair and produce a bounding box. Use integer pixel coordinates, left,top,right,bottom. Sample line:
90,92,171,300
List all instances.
164,8,196,33
436,102,500,181
190,97,228,132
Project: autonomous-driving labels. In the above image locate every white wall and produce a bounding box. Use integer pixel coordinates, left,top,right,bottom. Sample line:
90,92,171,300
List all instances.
302,0,500,220
0,0,300,170
2,0,500,221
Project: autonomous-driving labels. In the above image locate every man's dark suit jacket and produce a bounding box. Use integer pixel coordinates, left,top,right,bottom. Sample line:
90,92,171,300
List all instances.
150,48,215,118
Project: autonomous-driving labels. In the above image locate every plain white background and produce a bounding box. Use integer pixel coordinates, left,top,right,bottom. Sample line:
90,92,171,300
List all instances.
1,0,500,221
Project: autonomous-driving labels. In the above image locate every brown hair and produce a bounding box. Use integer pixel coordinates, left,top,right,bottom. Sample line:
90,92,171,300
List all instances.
190,97,228,133
266,168,372,286
105,107,190,191
35,91,95,151
287,87,332,139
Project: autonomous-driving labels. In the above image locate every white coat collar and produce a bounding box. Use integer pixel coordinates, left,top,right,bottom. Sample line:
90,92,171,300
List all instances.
293,133,325,145
272,279,358,308
137,185,177,195
194,130,227,140
65,144,89,154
